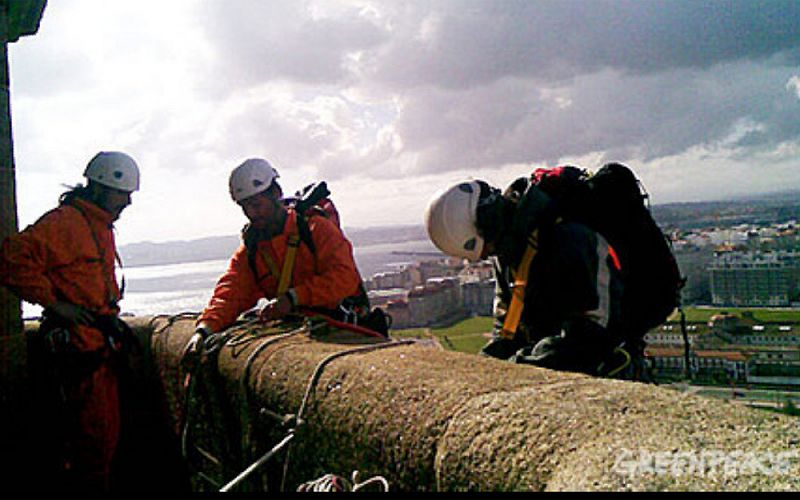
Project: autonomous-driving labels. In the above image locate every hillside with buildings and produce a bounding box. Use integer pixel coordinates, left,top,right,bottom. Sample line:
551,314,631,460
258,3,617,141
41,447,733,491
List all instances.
668,216,799,306
646,311,800,389
652,189,800,230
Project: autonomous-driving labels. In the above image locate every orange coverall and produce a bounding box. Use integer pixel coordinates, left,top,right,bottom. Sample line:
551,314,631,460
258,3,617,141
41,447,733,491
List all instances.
200,209,362,332
0,197,122,490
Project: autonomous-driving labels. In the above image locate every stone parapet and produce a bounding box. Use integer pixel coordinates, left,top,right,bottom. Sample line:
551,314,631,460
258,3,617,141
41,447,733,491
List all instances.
137,315,800,491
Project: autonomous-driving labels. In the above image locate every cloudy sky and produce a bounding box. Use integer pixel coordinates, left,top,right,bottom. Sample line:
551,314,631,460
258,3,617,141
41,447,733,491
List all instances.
8,0,800,246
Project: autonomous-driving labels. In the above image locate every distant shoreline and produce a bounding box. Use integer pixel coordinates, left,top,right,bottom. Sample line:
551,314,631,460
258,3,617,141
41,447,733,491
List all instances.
119,234,437,269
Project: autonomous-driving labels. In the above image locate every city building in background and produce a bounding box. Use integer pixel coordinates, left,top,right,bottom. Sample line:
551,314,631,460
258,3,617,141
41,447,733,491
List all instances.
709,251,800,307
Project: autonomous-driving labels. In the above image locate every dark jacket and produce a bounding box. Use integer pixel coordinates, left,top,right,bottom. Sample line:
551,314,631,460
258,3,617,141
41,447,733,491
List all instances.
482,181,625,375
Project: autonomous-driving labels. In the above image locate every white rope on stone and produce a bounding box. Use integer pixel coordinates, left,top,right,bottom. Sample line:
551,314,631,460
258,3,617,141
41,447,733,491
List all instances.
296,470,389,492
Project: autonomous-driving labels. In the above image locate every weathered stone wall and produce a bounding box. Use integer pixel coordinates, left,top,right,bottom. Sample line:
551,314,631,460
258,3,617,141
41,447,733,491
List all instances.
141,315,800,492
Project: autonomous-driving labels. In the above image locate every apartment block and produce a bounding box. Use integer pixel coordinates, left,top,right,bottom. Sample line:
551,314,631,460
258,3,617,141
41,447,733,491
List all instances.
461,279,495,316
709,251,800,306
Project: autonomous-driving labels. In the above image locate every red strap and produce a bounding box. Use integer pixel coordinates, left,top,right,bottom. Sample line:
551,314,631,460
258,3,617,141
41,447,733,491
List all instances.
608,245,622,271
299,309,386,339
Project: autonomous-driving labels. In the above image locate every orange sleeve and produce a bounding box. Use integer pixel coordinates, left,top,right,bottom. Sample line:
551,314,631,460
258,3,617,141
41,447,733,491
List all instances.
199,244,263,332
0,209,74,309
293,216,362,308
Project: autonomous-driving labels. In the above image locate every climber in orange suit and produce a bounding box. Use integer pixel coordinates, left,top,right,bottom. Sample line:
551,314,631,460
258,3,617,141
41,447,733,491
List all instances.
183,158,365,358
0,152,140,492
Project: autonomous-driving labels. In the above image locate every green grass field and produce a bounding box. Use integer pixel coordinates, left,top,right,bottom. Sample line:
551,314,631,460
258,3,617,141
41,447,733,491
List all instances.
669,307,800,323
392,316,494,354
392,306,800,356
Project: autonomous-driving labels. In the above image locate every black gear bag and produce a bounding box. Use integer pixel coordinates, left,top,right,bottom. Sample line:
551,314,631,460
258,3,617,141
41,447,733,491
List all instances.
528,163,685,342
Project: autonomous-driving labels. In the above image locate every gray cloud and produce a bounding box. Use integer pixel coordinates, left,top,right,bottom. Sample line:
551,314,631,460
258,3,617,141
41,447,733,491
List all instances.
389,60,800,177
190,0,800,184
18,1,800,196
9,0,800,244
369,0,800,89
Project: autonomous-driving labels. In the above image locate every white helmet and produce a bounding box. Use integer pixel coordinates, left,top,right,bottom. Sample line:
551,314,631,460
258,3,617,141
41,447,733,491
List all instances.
229,158,279,203
84,151,140,192
424,180,484,262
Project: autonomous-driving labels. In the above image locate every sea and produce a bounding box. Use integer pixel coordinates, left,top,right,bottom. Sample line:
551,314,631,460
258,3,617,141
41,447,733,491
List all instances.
21,239,442,319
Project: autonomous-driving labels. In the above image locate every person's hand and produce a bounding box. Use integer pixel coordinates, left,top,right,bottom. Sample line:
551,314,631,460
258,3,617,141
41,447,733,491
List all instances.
46,301,95,326
181,326,211,369
258,295,293,322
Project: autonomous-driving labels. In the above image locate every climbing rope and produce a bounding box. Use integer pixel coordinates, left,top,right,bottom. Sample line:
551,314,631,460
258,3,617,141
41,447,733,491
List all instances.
605,345,633,378
158,309,413,493
181,316,312,489
218,337,416,493
237,320,325,485
202,317,273,357
296,470,390,492
298,309,389,339
148,311,202,335
679,304,691,381
278,338,416,491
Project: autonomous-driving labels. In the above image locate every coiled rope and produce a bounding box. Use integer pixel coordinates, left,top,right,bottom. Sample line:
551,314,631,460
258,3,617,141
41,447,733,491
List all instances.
220,337,416,492
296,470,390,492
152,311,412,492
179,316,311,489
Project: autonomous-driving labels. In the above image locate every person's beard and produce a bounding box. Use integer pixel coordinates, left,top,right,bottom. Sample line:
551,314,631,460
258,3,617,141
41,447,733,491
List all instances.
247,208,287,242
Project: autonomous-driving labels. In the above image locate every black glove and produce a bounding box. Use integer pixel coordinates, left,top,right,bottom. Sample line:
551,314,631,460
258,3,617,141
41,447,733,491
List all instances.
93,315,142,356
181,326,212,369
362,308,392,337
480,335,526,360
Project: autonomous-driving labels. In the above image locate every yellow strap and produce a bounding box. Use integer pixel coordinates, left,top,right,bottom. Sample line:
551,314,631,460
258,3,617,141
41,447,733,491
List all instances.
500,229,539,339
259,248,280,280
277,233,301,296
606,346,632,377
